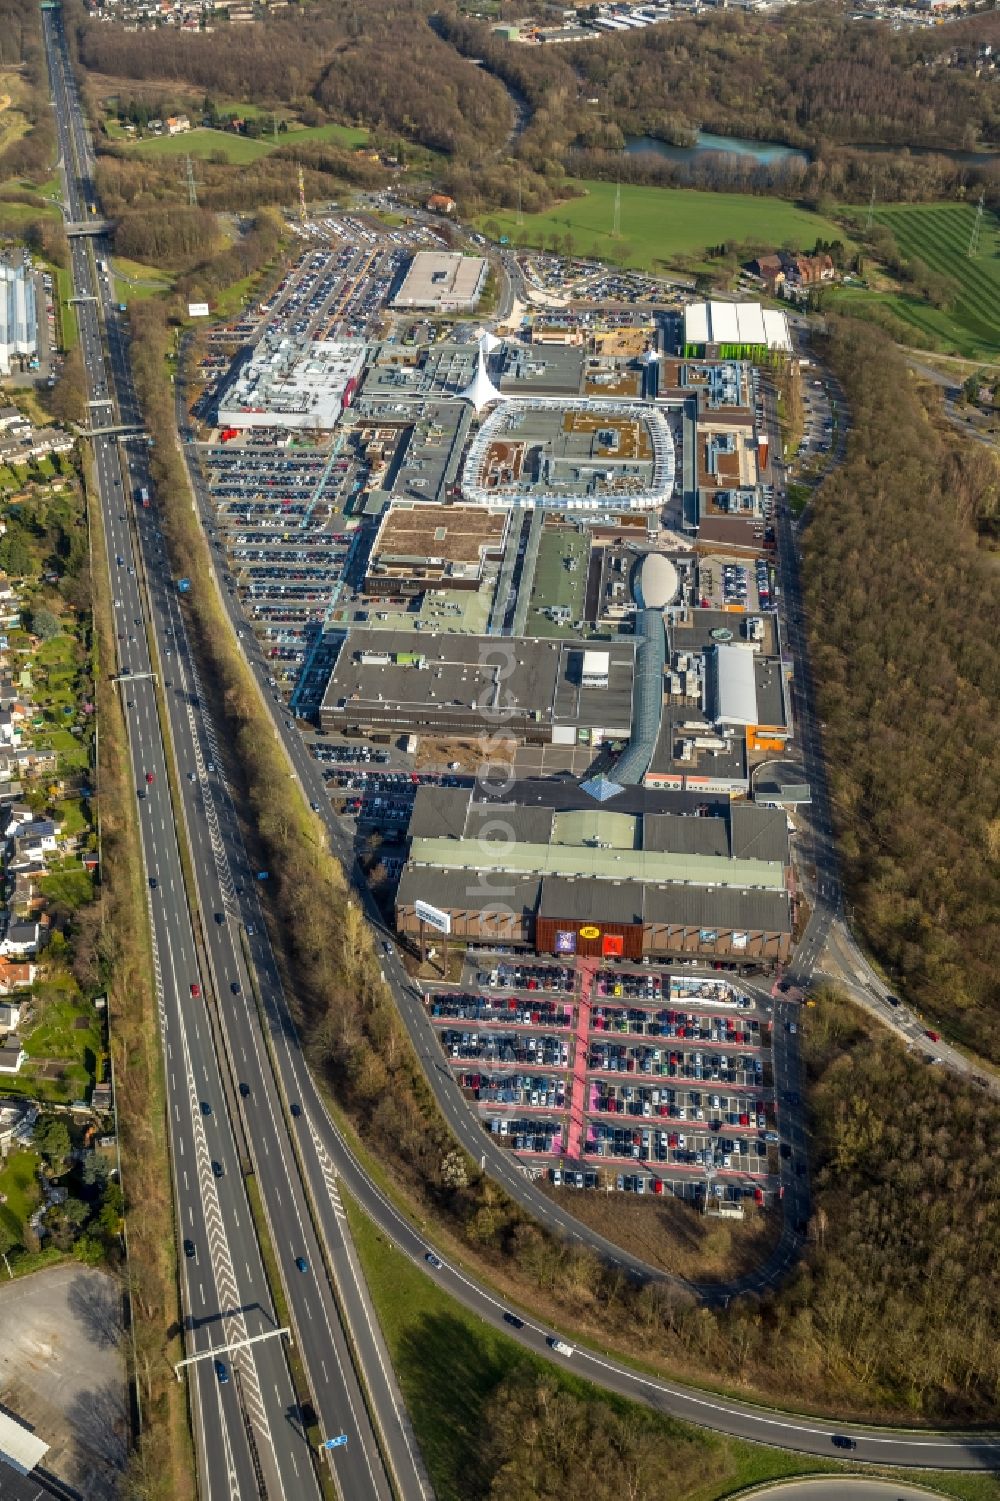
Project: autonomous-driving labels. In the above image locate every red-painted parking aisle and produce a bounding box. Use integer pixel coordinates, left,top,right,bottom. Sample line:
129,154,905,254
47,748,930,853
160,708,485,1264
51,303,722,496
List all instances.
565,961,596,1159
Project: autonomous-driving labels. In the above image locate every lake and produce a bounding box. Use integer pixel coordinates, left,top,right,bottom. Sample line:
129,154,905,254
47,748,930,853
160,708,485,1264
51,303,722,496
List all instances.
624,131,809,167
625,131,1000,170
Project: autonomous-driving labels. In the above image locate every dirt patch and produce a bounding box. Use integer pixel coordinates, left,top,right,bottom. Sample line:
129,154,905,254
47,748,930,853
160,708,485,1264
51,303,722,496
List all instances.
0,1262,127,1500
401,943,467,983
533,1181,781,1280
414,736,513,774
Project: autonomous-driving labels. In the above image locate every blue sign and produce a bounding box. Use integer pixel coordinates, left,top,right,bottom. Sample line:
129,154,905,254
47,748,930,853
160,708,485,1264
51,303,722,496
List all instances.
323,1435,348,1451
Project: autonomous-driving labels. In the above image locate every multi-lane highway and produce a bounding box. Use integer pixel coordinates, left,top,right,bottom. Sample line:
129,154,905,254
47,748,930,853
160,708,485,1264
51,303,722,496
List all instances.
175,372,1000,1466
46,13,1000,1481
43,14,424,1501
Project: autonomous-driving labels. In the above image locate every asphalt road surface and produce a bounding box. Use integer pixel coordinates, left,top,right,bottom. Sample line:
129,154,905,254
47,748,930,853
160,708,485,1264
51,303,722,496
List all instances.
743,1484,955,1501
48,16,1000,1480
43,16,421,1501
178,386,1000,1469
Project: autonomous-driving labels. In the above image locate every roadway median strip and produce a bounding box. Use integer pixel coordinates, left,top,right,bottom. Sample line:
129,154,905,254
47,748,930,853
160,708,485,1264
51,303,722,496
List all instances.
238,921,429,1501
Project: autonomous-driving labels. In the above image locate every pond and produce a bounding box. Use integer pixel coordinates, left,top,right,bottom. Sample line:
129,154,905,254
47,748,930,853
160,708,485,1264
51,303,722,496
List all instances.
624,131,809,167
625,131,1000,169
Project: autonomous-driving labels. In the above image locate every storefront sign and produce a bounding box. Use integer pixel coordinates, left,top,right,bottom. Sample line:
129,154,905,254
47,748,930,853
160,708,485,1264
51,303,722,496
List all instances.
414,899,452,935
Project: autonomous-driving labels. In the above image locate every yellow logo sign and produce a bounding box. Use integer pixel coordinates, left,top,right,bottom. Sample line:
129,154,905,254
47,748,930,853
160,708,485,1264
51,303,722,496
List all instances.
579,925,601,940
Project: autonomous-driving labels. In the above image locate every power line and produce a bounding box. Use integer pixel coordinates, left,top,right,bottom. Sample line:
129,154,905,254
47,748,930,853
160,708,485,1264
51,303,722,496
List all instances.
612,174,621,238
184,154,197,207
864,184,876,234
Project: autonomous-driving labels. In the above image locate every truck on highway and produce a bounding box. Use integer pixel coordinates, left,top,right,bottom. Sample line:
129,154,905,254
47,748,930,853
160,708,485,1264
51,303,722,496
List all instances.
135,485,150,507
177,577,191,594
547,1338,574,1357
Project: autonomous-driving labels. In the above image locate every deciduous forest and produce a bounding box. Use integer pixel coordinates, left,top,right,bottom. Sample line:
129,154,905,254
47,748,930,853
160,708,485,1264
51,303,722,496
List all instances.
804,319,1000,1057
65,0,1000,216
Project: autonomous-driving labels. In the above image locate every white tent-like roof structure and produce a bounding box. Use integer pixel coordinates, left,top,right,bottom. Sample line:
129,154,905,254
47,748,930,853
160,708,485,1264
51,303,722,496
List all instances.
457,336,505,414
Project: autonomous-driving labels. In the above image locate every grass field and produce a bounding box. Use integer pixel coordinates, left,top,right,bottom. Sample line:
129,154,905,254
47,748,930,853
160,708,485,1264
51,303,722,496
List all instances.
112,253,172,305
0,1149,42,1249
125,119,370,166
479,180,848,274
288,121,369,150
834,202,1000,360
343,1193,817,1500
0,195,61,226
877,201,1000,358
54,263,78,351
127,126,275,164
345,1194,1000,1501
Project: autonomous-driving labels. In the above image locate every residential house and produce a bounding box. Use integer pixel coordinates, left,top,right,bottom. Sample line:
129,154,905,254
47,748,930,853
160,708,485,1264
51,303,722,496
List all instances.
0,1100,37,1147
0,962,35,995
0,1036,26,1074
0,710,22,749
166,114,191,134
747,253,785,291
747,250,835,292
1,921,41,958
0,1000,21,1030
17,747,55,778
0,407,29,438
10,867,43,917
4,803,33,832
26,428,75,460
13,819,59,860
426,194,457,216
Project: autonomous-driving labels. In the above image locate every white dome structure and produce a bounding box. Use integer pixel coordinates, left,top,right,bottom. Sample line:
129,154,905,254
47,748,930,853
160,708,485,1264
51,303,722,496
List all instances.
639,552,679,609
457,341,505,414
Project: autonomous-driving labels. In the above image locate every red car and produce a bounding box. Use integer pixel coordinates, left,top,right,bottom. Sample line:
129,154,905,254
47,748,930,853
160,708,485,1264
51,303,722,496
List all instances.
145,771,154,784
190,982,201,998
926,1030,941,1042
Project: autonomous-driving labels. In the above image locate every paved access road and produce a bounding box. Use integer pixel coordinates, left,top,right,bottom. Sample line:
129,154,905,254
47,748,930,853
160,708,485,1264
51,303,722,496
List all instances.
743,1484,956,1501
57,25,999,1465
43,16,428,1501
179,414,1000,1470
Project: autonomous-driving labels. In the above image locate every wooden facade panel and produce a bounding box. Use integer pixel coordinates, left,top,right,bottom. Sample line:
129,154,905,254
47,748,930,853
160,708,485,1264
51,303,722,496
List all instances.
536,916,644,962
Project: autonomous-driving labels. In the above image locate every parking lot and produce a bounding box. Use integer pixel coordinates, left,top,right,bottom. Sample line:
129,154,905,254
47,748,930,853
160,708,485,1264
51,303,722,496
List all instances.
425,961,781,1203
520,253,676,307
188,220,456,711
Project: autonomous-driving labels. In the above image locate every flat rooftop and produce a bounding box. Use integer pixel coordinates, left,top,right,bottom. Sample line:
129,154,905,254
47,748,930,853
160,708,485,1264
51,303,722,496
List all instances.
371,502,508,569
393,252,488,310
463,397,675,511
648,703,749,785
321,630,635,736
218,336,365,430
669,607,778,658
499,343,584,396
